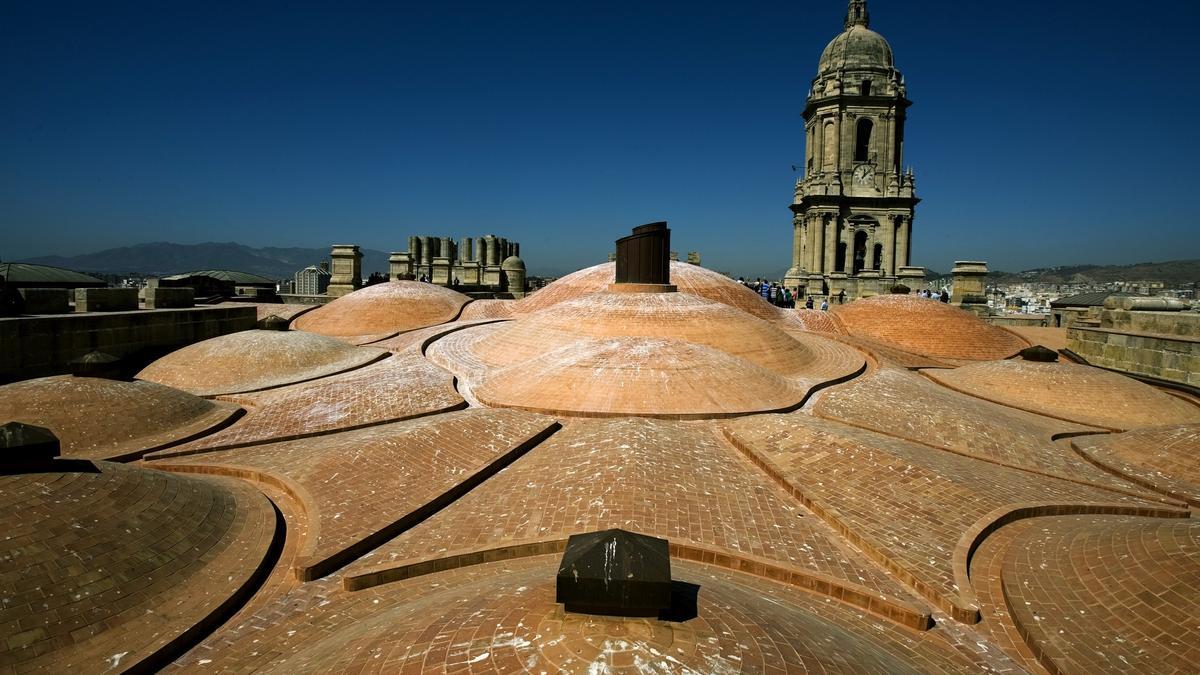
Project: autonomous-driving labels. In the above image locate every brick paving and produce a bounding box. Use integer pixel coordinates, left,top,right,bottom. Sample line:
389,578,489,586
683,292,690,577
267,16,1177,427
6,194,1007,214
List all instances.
512,261,782,321
721,413,1187,622
999,515,1200,674
147,409,559,581
171,555,977,674
1073,424,1200,506
292,281,469,337
0,461,276,673
814,367,1149,492
926,360,1200,431
0,375,240,461
137,329,388,397
831,295,1029,361
146,354,464,458
344,417,919,610
369,318,511,354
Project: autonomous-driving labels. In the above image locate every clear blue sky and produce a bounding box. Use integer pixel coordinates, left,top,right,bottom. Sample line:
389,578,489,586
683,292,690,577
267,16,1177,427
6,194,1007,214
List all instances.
2,0,1198,277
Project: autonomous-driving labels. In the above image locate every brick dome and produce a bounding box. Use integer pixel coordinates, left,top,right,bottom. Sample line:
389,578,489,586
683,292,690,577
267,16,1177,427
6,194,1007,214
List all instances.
0,461,276,672
514,261,780,321
0,375,240,461
925,361,1200,430
476,291,813,378
293,280,469,338
1072,424,1200,506
137,329,386,397
474,337,806,418
831,295,1028,360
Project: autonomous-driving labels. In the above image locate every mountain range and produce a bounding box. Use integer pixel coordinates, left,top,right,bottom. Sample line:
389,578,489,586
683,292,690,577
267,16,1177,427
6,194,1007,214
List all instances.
17,242,392,280
927,260,1200,286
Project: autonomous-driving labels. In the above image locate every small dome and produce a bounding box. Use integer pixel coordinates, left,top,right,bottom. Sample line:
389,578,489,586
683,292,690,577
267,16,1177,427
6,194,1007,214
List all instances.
831,295,1027,361
818,25,894,75
925,361,1200,431
0,376,240,461
137,329,387,397
500,255,525,271
293,280,469,338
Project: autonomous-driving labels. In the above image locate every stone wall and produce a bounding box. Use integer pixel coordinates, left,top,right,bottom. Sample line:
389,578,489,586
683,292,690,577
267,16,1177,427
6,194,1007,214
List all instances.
1067,310,1200,386
0,306,257,384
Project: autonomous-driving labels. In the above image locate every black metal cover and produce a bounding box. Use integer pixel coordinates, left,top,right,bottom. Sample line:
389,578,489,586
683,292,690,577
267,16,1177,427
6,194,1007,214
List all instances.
614,222,671,285
0,422,61,470
556,529,672,616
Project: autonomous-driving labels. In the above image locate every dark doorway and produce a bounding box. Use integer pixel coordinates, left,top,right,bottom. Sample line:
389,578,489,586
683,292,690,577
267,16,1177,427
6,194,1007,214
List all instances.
853,231,868,274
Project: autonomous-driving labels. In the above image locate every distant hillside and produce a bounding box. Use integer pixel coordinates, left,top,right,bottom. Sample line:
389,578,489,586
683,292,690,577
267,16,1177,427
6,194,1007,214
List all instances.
18,242,391,279
922,260,1199,285
986,260,1200,285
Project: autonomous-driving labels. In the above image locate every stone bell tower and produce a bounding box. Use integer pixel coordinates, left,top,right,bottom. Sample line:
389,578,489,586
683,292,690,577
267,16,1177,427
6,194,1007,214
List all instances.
785,0,922,300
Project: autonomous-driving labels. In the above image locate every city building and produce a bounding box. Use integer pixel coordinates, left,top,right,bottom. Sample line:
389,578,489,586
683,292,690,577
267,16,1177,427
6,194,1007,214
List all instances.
294,264,331,295
786,0,923,299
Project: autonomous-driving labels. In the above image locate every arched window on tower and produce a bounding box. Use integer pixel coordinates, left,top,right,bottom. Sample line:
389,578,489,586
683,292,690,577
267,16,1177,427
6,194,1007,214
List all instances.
861,80,872,96
855,118,873,163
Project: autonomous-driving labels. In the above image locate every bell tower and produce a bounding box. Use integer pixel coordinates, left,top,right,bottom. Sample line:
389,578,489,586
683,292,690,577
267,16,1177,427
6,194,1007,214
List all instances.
785,0,921,300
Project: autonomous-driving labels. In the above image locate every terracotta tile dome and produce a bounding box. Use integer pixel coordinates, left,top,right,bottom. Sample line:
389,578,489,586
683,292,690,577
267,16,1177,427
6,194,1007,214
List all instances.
0,461,276,672
925,361,1200,430
456,298,514,320
474,337,806,418
474,291,818,378
831,295,1028,360
292,280,469,337
778,307,845,333
994,516,1200,674
137,329,386,397
0,375,240,460
1072,424,1200,505
225,556,973,673
514,261,781,321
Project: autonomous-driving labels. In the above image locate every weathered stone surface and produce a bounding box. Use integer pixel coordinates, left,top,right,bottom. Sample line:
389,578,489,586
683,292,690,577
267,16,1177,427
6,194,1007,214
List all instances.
74,287,137,312
16,288,69,314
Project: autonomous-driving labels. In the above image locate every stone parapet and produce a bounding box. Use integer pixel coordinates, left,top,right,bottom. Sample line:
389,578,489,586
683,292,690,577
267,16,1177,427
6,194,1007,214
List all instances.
144,286,194,309
1068,324,1200,386
0,305,257,384
75,287,138,312
17,288,70,314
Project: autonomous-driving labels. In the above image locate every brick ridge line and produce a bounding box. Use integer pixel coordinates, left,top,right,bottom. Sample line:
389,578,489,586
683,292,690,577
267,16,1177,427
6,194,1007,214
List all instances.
192,348,392,400
1069,437,1200,509
104,401,246,463
142,399,468,461
718,424,981,624
123,488,287,675
917,369,1128,432
341,538,934,632
150,421,562,581
148,462,320,568
964,521,1049,674
416,318,510,355
951,501,1192,627
809,408,1185,508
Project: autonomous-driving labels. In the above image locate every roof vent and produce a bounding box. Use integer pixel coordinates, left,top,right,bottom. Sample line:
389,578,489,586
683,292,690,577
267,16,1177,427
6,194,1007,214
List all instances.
556,529,672,617
259,314,290,331
1019,345,1059,362
69,351,123,379
0,422,61,472
612,223,675,293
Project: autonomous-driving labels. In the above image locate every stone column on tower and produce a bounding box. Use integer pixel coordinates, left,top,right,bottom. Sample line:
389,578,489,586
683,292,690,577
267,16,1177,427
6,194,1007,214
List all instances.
882,216,896,277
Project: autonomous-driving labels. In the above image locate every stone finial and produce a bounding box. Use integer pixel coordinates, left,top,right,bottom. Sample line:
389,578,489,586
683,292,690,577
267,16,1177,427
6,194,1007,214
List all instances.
845,0,869,29
556,529,672,617
259,315,290,331
0,422,61,471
